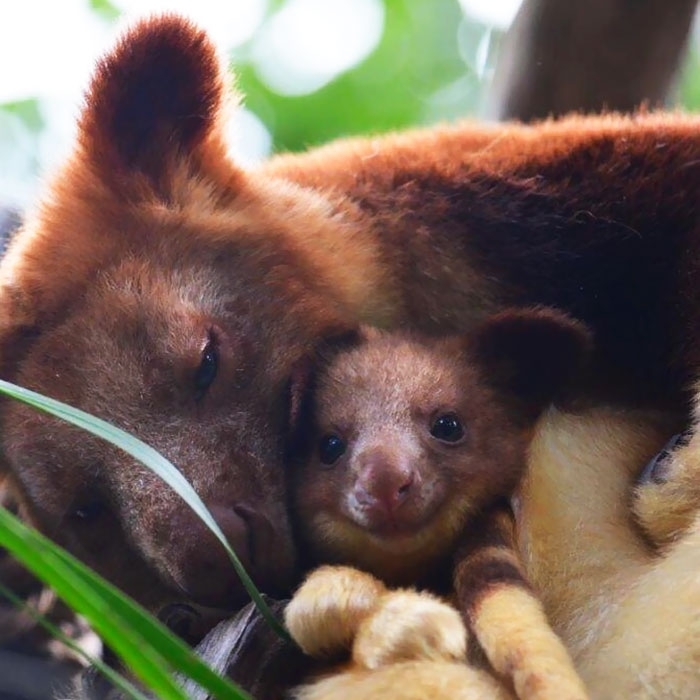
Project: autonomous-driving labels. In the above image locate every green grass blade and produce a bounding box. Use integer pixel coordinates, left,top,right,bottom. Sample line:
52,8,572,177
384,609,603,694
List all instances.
0,506,190,699
0,508,254,700
0,581,150,700
0,378,290,642
48,545,253,699
0,507,253,699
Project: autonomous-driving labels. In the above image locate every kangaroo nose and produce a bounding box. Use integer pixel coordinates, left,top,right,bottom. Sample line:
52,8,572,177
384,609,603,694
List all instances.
354,450,415,516
165,505,252,607
162,501,297,608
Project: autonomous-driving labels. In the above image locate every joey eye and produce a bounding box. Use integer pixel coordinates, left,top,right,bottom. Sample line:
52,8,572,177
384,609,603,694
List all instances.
194,335,218,400
319,434,346,466
430,413,465,443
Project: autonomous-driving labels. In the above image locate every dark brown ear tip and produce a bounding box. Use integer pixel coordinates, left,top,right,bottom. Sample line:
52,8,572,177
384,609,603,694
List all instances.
535,308,593,367
89,13,221,100
486,306,593,358
469,306,593,413
107,14,218,73
314,325,363,361
80,13,224,167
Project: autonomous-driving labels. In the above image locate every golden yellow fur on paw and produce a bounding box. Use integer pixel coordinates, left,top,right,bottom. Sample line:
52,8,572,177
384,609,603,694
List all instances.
471,586,588,700
285,565,387,658
353,590,468,668
289,568,512,700
293,661,512,700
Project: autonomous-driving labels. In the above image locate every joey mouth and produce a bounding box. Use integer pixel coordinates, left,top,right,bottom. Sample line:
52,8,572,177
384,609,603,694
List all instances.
363,520,433,542
341,498,447,545
343,473,447,541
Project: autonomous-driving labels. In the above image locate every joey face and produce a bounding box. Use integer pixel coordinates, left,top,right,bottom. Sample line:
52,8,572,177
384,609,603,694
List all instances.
315,409,470,536
292,331,529,580
292,310,590,583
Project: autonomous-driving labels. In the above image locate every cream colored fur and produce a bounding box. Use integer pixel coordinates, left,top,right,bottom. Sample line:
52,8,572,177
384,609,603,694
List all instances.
521,407,699,698
286,565,511,700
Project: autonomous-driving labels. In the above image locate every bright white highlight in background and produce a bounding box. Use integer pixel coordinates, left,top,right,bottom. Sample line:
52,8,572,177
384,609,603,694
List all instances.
0,1,109,103
0,0,271,204
458,0,521,29
113,0,267,53
226,108,273,167
253,0,385,96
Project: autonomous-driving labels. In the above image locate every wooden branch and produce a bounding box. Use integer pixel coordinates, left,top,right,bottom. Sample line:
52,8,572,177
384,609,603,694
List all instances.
488,0,697,121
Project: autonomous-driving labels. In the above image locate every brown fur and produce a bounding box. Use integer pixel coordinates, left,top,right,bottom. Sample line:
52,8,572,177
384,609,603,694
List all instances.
2,14,700,636
289,312,589,698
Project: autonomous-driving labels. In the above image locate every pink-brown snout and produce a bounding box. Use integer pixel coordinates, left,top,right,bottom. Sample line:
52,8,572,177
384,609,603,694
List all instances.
351,448,418,531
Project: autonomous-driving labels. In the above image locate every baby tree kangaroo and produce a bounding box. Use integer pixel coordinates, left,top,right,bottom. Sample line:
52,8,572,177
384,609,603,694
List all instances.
286,308,591,699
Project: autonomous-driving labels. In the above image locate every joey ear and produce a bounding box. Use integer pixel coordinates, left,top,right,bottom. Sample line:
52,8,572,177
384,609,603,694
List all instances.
78,14,238,197
469,307,592,420
315,325,366,363
286,325,361,438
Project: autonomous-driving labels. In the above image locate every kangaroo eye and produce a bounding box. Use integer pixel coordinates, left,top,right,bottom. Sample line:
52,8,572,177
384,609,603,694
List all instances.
430,413,464,443
195,334,218,400
71,500,105,522
319,434,346,466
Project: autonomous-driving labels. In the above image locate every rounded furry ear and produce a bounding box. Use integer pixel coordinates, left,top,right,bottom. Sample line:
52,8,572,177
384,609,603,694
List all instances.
315,325,367,364
286,325,362,440
468,307,592,419
78,14,237,196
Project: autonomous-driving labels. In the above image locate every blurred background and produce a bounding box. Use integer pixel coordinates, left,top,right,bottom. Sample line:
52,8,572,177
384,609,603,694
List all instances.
1,0,700,209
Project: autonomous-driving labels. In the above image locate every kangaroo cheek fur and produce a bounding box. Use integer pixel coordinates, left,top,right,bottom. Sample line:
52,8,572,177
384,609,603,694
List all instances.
2,14,700,630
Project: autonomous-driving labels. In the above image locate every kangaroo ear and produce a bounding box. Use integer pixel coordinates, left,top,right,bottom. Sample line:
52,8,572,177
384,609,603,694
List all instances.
78,14,239,197
468,307,592,421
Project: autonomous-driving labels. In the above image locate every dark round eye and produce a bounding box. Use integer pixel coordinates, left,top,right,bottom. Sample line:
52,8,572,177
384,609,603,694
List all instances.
194,337,218,400
72,500,105,522
319,434,346,465
430,413,464,443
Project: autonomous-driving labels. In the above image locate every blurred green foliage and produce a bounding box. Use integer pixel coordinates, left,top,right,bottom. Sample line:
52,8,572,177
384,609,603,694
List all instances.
681,47,700,111
235,1,489,151
89,0,121,23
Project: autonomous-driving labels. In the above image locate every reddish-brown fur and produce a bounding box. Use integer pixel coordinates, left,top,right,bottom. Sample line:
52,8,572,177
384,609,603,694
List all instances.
290,311,589,587
289,312,589,698
1,15,699,626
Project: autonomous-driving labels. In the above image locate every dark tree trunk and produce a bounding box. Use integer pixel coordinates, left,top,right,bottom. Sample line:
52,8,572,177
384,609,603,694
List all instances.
489,0,698,121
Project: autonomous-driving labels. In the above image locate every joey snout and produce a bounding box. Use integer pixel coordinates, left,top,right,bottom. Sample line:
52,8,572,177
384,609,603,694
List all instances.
348,449,422,533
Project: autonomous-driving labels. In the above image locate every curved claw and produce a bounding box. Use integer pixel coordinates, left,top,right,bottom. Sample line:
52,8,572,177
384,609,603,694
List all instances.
639,432,686,485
